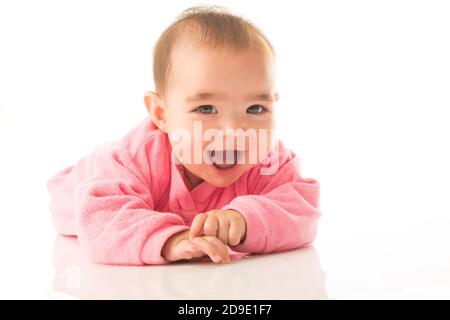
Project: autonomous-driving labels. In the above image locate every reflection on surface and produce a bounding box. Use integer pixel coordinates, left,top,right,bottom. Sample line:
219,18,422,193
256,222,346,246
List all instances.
52,235,328,299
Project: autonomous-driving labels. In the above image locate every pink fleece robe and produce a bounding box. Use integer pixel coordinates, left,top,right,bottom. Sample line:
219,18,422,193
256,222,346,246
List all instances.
47,116,321,266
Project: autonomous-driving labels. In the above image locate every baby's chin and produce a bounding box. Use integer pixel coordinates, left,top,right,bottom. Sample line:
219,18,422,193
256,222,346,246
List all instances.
205,175,240,188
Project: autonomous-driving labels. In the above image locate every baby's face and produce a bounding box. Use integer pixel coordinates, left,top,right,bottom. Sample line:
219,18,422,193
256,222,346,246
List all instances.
162,41,279,187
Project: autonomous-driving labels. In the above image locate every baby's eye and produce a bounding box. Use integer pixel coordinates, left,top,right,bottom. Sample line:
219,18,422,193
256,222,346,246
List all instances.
194,105,217,114
246,104,266,114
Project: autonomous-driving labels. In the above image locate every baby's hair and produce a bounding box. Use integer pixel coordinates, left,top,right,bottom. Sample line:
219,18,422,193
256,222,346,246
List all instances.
152,5,275,97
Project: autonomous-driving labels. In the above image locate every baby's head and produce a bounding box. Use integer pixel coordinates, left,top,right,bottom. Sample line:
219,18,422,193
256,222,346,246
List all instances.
144,6,280,188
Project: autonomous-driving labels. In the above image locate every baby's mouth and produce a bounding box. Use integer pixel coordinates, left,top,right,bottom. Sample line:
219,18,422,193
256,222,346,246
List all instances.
208,150,244,170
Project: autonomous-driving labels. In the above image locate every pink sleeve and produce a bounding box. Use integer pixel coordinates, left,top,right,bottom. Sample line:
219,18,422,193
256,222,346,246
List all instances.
222,144,321,254
54,143,189,266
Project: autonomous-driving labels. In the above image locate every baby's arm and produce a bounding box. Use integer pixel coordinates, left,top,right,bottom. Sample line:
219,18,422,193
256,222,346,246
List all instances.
61,143,189,266
221,143,321,254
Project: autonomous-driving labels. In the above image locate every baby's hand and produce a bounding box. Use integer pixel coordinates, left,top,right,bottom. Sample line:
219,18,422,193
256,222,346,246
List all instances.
162,230,230,264
189,209,247,246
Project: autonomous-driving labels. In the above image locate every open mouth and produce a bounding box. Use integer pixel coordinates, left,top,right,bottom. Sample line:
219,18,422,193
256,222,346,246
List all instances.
208,150,244,170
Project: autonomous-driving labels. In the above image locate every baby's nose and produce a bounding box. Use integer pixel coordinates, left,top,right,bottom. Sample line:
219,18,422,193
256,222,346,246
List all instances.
218,116,248,132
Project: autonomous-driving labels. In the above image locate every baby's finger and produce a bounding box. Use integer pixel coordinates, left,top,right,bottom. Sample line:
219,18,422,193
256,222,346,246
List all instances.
190,237,222,263
217,216,230,244
190,213,208,239
176,239,200,260
184,239,207,258
205,236,230,264
203,215,219,237
228,218,245,246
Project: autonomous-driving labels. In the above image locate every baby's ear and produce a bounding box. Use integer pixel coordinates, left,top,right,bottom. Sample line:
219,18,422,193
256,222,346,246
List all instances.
144,91,166,132
144,91,158,114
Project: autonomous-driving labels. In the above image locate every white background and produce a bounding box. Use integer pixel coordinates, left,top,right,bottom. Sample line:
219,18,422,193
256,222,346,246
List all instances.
1,0,449,299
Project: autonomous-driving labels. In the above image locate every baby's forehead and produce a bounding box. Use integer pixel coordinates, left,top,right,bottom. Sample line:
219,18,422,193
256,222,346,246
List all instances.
165,32,275,97
172,29,273,60
170,42,274,80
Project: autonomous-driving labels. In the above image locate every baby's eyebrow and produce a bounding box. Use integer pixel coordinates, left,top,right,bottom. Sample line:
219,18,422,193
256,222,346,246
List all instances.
185,92,219,102
185,92,274,102
249,93,274,102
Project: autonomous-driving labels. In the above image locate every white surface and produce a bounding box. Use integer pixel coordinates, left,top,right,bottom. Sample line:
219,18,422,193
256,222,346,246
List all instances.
1,0,449,299
49,235,327,299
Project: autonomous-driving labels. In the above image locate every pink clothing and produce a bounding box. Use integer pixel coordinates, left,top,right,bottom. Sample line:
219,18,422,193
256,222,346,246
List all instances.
47,116,321,266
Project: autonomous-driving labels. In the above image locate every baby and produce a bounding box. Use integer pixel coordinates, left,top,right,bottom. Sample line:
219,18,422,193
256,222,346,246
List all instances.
47,6,321,266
